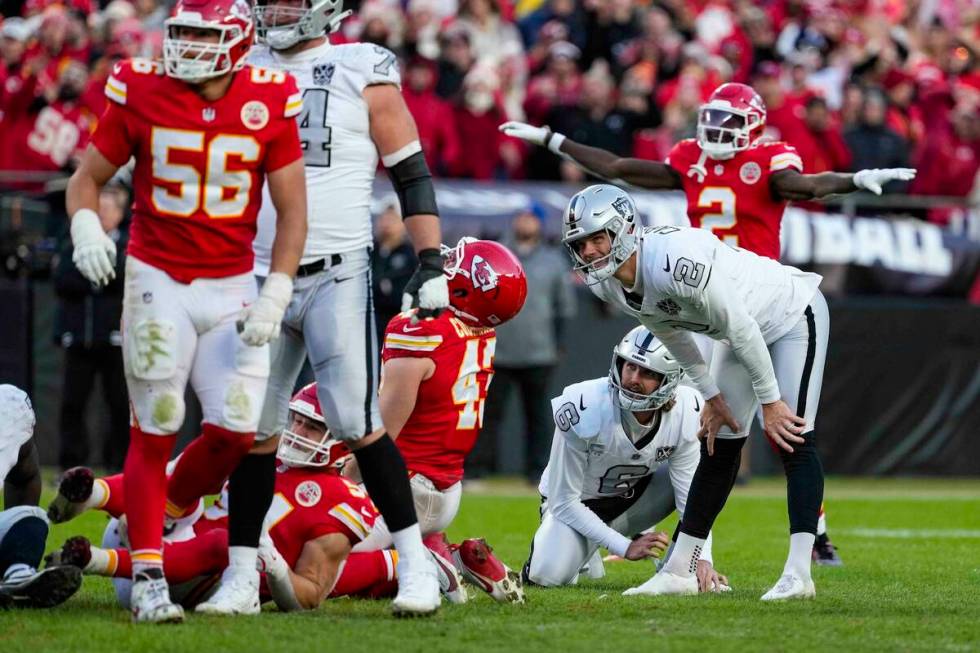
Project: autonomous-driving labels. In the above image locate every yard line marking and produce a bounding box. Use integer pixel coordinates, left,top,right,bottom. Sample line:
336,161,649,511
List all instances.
839,528,980,539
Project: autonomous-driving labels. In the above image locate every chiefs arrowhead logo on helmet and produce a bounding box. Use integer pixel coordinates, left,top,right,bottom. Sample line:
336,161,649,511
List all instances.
470,255,500,293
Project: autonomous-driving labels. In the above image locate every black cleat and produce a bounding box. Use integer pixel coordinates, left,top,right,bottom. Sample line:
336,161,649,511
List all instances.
812,533,843,567
48,467,96,523
0,566,83,608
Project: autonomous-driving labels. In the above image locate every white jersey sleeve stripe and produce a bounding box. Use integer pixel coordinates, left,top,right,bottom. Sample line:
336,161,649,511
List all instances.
329,503,370,539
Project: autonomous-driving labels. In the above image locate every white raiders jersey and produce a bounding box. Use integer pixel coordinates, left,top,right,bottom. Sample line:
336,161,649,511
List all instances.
590,225,822,404
0,385,35,486
539,378,701,506
249,42,401,275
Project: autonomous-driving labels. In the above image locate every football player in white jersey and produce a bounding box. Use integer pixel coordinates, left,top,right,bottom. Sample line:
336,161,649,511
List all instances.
560,184,829,601
0,385,82,608
184,0,450,616
524,327,728,593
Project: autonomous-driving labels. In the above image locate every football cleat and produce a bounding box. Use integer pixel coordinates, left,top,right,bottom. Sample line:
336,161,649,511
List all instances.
0,566,82,609
47,466,96,523
812,534,843,567
622,570,698,597
424,533,468,604
391,557,440,617
130,572,184,623
760,573,816,601
194,566,261,615
46,536,93,570
452,538,525,604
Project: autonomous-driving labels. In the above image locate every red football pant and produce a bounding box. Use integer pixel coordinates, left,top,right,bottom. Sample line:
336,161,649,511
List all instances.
109,529,229,583
165,423,254,517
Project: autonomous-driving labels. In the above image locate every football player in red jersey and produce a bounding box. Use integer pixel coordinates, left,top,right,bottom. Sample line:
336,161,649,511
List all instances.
501,82,914,565
47,384,460,610
64,0,308,624
364,238,528,604
502,82,916,259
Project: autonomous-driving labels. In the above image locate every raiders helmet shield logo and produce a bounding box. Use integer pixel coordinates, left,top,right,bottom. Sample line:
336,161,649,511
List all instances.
611,196,632,219
470,255,499,292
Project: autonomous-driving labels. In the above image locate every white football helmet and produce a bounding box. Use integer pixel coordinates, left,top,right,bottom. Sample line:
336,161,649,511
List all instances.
254,0,353,50
561,184,639,286
277,383,350,469
609,326,682,412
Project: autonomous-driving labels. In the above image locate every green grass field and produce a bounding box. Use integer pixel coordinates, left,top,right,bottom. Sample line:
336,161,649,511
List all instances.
2,477,978,652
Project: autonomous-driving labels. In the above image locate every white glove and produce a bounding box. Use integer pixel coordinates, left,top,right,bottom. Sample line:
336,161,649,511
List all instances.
852,168,917,195
70,209,117,287
257,530,303,611
499,121,566,155
417,274,449,311
237,272,293,346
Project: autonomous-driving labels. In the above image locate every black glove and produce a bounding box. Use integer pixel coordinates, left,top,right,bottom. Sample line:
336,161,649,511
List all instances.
401,248,449,318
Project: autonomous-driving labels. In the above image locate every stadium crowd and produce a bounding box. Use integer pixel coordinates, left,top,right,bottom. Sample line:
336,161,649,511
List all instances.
2,0,980,222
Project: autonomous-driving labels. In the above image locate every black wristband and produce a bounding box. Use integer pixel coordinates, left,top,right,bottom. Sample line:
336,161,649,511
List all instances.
417,248,444,273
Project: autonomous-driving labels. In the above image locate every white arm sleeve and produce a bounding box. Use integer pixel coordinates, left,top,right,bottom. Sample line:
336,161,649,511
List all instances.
546,429,632,558
649,326,720,400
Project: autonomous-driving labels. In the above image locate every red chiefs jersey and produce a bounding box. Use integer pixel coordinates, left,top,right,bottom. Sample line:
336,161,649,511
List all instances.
382,310,496,490
91,58,303,283
265,466,378,568
0,73,94,187
666,138,803,260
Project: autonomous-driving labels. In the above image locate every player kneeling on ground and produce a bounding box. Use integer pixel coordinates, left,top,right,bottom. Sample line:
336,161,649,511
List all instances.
0,385,82,609
363,238,528,604
524,329,727,593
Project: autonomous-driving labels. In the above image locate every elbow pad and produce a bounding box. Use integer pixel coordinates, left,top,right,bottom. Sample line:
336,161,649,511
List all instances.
384,146,439,219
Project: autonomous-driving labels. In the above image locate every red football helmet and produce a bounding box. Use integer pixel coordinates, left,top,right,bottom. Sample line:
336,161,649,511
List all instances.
696,82,767,159
163,0,254,82
442,238,528,328
277,383,351,470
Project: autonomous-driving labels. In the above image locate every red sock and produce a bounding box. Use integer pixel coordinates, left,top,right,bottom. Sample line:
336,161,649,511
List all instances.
329,551,399,598
109,530,229,583
165,423,255,517
123,426,176,572
99,473,126,518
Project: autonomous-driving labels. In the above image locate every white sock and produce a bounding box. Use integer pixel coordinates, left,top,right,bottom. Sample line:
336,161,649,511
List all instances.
85,478,110,510
390,523,427,568
816,511,827,537
783,532,815,579
85,547,114,575
228,545,258,571
662,533,704,577
3,563,34,582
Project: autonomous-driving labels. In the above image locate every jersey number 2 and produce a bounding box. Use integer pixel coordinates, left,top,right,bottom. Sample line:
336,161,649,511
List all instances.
452,337,496,430
697,187,738,247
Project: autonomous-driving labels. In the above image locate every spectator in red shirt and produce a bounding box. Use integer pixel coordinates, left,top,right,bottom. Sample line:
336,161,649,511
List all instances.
449,64,520,179
791,95,851,174
910,101,980,223
402,56,460,176
753,61,807,142
523,40,582,126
